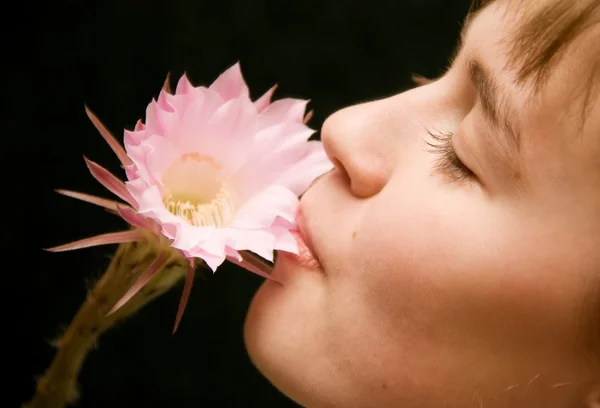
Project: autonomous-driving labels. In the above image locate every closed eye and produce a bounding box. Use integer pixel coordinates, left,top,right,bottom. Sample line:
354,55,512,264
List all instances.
425,128,478,185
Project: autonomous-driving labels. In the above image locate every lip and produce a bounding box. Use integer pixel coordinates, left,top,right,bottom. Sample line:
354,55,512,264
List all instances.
279,205,323,273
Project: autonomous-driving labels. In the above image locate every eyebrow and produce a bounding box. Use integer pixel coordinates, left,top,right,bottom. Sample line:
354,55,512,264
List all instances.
468,61,504,128
454,6,522,155
467,61,521,160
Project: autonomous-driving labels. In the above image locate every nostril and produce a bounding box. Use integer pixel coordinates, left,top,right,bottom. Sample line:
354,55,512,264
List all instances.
332,157,351,185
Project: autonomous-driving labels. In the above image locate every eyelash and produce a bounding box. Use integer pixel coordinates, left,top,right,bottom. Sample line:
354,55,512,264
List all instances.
425,129,477,184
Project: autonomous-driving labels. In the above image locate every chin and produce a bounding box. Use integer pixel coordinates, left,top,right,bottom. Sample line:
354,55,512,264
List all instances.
243,257,335,407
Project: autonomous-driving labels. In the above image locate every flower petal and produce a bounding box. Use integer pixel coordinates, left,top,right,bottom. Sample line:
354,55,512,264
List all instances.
55,189,122,212
254,84,278,112
44,230,145,252
125,177,148,206
194,249,226,271
108,251,170,315
85,106,132,167
254,123,316,155
175,73,194,96
272,226,298,254
233,133,321,199
176,89,225,150
227,229,275,261
209,62,250,102
273,141,334,195
162,72,173,94
117,205,156,231
190,96,258,172
84,157,137,207
232,185,298,229
259,98,308,129
226,252,279,282
172,260,195,334
144,99,176,136
140,134,181,184
136,185,180,224
171,222,216,253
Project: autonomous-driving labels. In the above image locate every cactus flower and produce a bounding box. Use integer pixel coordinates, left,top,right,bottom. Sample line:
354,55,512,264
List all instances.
48,62,333,330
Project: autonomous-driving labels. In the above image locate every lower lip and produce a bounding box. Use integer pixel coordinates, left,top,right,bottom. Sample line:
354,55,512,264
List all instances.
278,230,323,272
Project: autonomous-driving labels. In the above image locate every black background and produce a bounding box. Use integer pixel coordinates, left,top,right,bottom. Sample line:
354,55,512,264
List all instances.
12,0,471,406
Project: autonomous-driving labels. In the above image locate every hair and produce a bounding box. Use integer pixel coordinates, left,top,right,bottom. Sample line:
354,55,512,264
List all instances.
471,0,600,128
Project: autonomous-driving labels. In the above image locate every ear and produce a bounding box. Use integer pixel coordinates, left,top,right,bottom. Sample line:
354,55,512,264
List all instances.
410,73,433,87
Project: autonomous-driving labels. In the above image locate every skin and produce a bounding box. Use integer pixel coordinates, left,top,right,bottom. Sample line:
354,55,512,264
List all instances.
244,1,600,407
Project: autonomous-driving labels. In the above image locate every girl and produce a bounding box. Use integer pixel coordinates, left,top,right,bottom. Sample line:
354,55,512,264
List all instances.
244,0,600,406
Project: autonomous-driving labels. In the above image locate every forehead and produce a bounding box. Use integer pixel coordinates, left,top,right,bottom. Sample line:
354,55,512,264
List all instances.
471,0,600,88
463,1,600,188
467,0,600,130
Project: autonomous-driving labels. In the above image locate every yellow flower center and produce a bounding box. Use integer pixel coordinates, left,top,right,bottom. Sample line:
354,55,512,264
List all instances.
162,153,236,227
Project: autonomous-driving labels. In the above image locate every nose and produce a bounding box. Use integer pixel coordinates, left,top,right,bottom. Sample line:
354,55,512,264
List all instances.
321,100,398,198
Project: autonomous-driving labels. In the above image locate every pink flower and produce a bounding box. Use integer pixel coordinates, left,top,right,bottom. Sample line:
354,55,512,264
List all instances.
48,62,332,330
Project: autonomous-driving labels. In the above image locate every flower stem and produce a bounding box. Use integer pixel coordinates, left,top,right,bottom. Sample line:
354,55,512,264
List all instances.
25,239,187,408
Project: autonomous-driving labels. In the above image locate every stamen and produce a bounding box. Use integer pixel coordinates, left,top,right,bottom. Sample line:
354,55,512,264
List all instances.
161,154,236,228
163,186,236,227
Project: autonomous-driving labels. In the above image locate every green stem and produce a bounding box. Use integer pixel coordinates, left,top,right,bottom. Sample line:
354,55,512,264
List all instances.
25,240,187,408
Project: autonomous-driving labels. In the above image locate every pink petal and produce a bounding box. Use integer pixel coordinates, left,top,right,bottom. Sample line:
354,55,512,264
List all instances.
272,226,298,254
225,247,243,261
144,99,176,135
207,96,257,139
254,84,278,113
108,251,170,315
45,230,144,252
175,73,194,96
234,137,327,198
157,89,175,113
209,62,250,102
171,222,216,252
162,72,172,94
124,128,146,147
225,253,278,282
176,89,225,150
232,185,298,229
136,185,165,215
201,97,258,172
136,186,181,226
124,143,155,185
229,250,279,282
124,177,148,205
141,134,181,183
259,98,309,129
195,230,227,257
123,119,146,147
55,189,122,212
271,213,297,229
273,141,334,195
84,157,137,207
162,92,191,120
228,229,275,261
194,249,226,271
172,260,195,334
84,105,133,167
253,123,316,157
240,250,274,274
124,163,139,182
303,109,314,124
116,205,156,231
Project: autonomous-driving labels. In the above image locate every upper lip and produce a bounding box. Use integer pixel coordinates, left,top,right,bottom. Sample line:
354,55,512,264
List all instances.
295,203,322,266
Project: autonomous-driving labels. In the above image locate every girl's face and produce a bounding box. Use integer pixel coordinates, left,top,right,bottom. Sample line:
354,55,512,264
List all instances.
244,1,600,407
